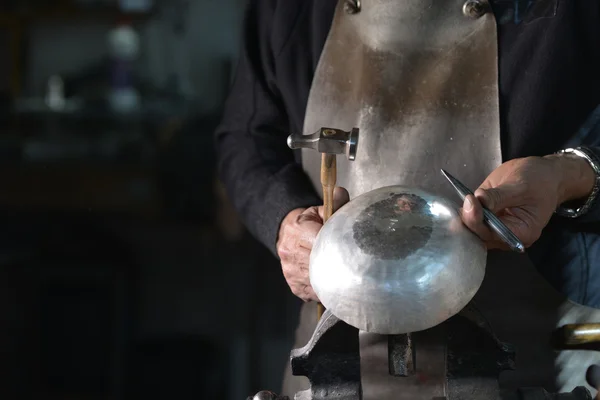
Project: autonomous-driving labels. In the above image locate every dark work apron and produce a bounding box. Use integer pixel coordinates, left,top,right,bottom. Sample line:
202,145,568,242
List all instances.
281,1,600,398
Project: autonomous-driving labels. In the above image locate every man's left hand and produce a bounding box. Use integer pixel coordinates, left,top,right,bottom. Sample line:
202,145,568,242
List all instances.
461,154,595,251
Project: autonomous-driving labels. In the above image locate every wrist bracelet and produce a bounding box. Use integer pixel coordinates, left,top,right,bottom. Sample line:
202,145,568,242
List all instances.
555,147,600,218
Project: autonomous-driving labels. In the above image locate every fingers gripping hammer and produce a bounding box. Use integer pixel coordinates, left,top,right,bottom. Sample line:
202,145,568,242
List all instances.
287,127,359,320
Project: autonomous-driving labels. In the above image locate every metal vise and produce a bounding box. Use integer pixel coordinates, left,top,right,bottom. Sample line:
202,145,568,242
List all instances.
247,306,594,400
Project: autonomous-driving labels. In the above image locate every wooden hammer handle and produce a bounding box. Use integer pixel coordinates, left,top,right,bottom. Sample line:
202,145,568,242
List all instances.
321,153,337,221
317,153,337,320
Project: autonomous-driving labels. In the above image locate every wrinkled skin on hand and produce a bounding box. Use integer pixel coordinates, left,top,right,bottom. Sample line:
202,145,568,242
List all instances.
461,155,594,251
276,187,349,302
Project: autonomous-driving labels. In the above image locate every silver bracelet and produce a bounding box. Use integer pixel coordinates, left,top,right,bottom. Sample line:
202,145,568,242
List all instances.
555,147,600,218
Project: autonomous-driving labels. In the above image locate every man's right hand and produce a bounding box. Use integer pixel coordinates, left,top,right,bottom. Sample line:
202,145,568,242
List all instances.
276,187,350,302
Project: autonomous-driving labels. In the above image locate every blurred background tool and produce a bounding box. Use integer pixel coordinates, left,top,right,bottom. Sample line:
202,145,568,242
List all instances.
0,1,295,399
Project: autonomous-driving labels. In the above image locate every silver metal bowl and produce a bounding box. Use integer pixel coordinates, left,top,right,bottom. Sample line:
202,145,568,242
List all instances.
310,186,487,334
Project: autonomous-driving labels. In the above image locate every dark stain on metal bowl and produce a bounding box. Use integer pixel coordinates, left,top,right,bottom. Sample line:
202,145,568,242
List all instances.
352,193,434,260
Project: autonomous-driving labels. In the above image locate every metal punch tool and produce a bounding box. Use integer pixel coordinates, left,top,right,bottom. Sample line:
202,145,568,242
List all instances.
441,169,525,253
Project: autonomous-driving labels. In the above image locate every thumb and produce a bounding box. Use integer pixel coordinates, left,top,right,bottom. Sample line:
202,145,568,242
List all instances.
333,187,350,211
474,184,524,213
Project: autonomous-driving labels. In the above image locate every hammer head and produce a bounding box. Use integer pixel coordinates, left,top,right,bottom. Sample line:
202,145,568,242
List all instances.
287,127,359,161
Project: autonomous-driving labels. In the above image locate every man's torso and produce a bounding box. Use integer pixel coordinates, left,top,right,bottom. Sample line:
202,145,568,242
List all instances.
269,0,600,160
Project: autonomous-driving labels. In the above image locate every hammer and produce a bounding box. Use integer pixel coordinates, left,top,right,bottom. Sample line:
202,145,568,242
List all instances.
287,127,359,320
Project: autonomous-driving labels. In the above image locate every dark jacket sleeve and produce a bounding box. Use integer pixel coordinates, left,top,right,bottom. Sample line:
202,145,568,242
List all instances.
215,0,321,256
558,104,600,223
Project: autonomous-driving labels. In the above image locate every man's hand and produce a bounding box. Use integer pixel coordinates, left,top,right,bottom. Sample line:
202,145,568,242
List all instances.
276,187,350,302
461,154,595,250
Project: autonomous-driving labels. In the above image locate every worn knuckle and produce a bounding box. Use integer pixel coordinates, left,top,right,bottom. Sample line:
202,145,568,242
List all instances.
280,261,291,277
298,207,319,222
277,244,291,261
282,262,303,281
295,212,307,224
306,206,319,214
303,285,315,299
281,222,295,237
279,241,303,263
291,286,305,299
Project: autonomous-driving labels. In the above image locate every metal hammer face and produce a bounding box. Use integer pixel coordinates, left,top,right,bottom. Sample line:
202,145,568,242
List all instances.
287,127,359,160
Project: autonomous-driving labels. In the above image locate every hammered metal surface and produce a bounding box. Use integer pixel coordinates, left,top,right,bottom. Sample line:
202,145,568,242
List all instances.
310,186,487,334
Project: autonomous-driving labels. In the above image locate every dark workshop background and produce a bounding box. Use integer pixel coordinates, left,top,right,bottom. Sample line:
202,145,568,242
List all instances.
0,1,301,399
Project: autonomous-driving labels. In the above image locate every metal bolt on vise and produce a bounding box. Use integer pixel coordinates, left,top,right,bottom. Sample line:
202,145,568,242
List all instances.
462,0,489,19
344,0,361,14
